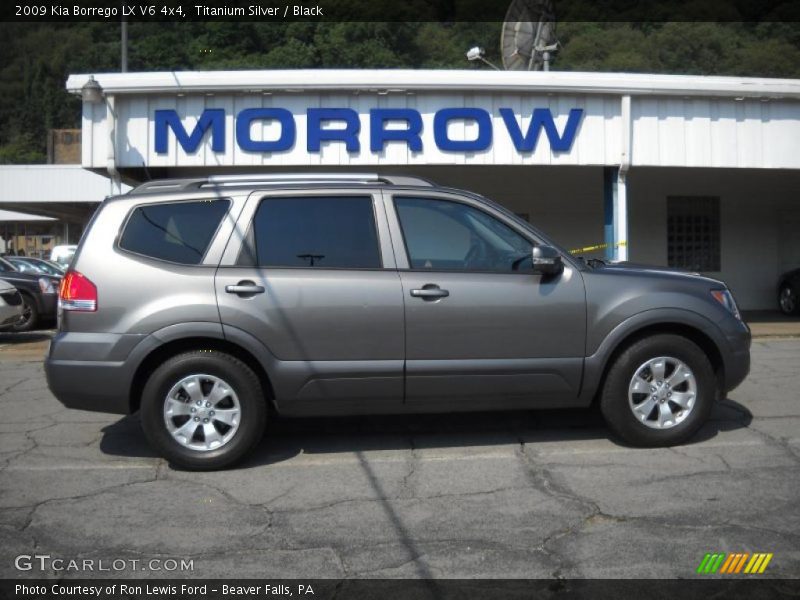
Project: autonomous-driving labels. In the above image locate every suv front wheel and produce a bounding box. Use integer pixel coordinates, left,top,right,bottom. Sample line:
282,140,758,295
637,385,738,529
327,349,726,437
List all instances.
140,350,267,470
600,334,716,447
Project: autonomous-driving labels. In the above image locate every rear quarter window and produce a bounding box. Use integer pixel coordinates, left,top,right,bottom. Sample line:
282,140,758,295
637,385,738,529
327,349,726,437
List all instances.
119,199,229,265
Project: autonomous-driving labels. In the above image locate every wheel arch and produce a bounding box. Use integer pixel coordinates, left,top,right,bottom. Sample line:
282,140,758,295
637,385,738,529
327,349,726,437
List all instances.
129,336,276,415
583,313,726,406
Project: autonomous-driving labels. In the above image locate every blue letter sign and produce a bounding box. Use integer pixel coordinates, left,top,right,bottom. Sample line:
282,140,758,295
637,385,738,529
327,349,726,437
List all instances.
236,108,295,152
153,106,584,156
154,109,225,153
500,108,584,152
433,108,492,152
369,109,423,152
307,108,361,152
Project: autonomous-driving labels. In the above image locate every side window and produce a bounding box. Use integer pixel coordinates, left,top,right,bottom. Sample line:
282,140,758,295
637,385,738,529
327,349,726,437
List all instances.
250,196,381,269
395,197,534,273
119,199,229,265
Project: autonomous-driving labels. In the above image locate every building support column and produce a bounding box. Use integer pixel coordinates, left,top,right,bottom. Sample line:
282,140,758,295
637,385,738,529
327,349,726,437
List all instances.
106,94,122,195
615,168,629,262
603,94,632,263
603,167,615,261
603,167,630,262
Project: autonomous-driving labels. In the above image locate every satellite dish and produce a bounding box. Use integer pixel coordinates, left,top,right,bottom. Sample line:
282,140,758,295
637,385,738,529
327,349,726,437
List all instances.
501,0,559,71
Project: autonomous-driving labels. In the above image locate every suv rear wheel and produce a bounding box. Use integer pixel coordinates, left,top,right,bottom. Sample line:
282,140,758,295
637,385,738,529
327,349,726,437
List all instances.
140,350,267,470
600,334,716,447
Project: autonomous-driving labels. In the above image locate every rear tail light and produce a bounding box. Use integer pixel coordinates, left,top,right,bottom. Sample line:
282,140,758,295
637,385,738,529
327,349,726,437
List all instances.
59,270,97,312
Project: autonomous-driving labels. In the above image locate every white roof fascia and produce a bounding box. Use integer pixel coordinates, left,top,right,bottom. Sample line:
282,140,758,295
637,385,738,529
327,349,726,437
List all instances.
66,69,800,100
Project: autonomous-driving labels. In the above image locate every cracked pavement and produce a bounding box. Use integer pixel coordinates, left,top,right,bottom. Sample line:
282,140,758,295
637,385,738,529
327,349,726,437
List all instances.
0,336,798,579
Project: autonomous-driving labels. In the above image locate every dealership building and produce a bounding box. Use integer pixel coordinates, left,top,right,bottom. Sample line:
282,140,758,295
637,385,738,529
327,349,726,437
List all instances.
3,69,799,310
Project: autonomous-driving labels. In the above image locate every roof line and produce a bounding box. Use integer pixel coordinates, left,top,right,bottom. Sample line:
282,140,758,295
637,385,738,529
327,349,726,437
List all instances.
66,69,800,100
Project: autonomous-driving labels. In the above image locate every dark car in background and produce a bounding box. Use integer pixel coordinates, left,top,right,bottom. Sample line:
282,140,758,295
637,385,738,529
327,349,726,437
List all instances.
7,256,67,277
0,256,60,331
778,268,800,316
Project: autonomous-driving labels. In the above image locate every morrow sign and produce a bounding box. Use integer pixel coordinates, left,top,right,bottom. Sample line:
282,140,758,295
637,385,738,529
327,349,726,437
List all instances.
154,107,584,154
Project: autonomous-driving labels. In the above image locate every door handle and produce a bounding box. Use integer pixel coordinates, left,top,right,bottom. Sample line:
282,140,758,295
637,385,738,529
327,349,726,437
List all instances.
410,285,449,300
225,281,265,295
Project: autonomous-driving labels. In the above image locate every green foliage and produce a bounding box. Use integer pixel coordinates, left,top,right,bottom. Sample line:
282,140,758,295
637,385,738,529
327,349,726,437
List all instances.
0,21,798,163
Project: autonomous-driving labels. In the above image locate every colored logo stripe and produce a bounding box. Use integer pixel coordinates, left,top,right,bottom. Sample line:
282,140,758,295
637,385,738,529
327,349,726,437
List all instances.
719,553,737,573
697,553,726,573
698,552,773,574
745,553,774,574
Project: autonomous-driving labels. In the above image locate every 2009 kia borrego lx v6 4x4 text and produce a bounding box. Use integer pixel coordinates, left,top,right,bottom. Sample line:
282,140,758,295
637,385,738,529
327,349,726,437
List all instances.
45,173,751,470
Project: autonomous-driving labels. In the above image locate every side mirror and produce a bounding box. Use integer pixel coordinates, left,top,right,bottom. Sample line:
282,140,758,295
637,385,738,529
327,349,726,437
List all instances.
532,245,564,276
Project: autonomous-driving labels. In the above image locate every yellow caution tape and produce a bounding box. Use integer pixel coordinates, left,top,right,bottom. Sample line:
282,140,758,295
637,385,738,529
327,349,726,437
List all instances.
569,240,628,255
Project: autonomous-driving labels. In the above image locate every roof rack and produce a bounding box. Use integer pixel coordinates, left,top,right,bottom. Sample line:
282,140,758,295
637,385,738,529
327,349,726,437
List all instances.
128,173,434,195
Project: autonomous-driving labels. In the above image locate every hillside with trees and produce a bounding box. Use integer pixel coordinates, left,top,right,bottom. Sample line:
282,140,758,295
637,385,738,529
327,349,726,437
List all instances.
1,21,799,162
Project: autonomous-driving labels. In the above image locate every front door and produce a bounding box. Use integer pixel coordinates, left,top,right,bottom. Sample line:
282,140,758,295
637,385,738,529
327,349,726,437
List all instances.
215,192,404,412
387,194,587,409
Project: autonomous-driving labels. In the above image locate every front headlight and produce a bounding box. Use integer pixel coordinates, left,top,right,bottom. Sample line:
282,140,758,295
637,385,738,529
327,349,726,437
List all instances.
711,289,741,320
38,277,56,295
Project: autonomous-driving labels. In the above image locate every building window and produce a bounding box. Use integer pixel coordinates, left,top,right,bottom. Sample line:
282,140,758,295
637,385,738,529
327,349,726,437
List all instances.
667,196,721,272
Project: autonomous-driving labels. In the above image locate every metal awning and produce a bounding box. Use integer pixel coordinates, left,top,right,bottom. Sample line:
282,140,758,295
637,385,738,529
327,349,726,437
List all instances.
0,209,56,222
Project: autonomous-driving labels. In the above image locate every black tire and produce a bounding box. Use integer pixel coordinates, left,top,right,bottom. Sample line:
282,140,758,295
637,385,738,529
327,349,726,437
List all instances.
600,334,716,447
11,293,39,332
140,350,267,470
778,282,799,316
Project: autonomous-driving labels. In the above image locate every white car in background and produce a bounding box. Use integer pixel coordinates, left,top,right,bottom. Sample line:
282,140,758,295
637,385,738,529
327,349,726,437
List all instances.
48,245,78,266
0,278,23,331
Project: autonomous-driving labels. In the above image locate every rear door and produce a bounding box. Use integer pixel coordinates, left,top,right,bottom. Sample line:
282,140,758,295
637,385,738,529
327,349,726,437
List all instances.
384,191,587,409
215,189,405,412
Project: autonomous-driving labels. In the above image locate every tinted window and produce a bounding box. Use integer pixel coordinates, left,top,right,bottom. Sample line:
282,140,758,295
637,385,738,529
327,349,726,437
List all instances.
395,197,534,273
119,199,229,265
251,197,381,269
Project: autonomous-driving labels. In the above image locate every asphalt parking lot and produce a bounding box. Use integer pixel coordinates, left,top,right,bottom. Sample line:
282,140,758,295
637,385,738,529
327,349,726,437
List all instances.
0,332,798,579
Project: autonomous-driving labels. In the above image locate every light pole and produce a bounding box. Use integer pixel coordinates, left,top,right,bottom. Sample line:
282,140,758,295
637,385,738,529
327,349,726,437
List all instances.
121,18,128,72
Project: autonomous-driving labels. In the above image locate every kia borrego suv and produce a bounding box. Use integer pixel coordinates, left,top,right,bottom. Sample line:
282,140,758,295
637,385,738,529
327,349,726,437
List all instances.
45,174,751,470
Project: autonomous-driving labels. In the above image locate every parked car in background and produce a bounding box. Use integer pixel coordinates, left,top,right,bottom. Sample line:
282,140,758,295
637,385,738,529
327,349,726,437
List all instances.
49,245,77,266
0,257,60,331
7,256,67,277
778,268,800,316
46,173,751,470
0,278,23,331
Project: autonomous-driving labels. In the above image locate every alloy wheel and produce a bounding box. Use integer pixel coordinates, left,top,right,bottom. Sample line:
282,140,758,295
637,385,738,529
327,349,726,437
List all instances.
628,356,697,429
163,374,241,451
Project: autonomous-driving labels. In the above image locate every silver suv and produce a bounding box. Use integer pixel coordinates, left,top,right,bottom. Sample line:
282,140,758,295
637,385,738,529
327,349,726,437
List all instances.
45,173,751,469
